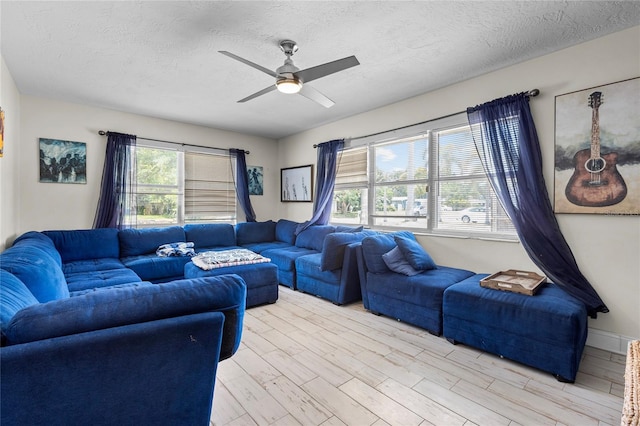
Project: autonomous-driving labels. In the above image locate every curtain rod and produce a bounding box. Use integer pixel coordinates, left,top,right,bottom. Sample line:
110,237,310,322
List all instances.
98,130,249,155
314,89,540,147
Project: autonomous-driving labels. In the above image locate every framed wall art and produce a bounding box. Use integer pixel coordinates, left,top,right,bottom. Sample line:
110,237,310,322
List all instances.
247,165,263,196
554,77,640,215
281,164,313,202
39,138,87,184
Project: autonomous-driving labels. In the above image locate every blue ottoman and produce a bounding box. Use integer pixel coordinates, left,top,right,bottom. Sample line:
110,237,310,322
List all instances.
184,261,278,308
442,274,588,382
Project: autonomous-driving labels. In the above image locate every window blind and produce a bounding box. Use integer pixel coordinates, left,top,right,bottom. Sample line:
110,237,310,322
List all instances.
335,146,368,187
184,152,235,222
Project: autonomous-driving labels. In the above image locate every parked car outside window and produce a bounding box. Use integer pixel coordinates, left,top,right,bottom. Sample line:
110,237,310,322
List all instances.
458,207,488,224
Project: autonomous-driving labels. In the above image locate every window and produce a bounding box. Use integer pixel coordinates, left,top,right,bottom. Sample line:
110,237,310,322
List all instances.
133,143,236,227
332,146,368,226
331,114,516,238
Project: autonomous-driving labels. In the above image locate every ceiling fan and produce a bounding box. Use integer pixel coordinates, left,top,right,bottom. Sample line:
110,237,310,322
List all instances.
219,40,359,108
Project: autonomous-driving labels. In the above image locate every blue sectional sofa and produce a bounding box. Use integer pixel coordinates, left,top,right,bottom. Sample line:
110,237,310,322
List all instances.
0,230,247,425
357,231,589,382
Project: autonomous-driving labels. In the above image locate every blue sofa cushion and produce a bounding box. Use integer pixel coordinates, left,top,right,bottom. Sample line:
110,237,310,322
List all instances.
62,258,127,275
382,247,421,276
5,274,247,359
44,228,120,262
394,235,437,271
240,241,291,254
261,246,316,272
295,225,335,252
65,268,143,292
275,219,298,245
320,231,376,271
119,226,186,257
361,231,415,274
12,232,62,266
0,245,69,303
184,224,236,250
236,221,276,245
120,254,190,282
0,270,39,338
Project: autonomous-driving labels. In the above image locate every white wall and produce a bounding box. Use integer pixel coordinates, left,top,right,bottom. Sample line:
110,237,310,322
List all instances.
0,57,21,250
17,96,279,233
279,27,640,346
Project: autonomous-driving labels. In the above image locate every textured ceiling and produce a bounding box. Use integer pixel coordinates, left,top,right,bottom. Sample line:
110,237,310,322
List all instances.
2,1,639,139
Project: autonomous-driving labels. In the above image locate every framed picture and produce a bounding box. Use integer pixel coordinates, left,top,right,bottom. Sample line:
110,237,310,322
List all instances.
247,165,263,196
281,164,313,202
554,77,640,215
39,138,87,184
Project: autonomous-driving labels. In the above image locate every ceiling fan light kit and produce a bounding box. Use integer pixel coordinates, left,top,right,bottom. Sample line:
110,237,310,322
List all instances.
276,77,302,94
219,39,359,108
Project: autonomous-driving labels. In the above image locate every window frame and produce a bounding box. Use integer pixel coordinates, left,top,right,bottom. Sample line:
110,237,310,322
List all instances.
331,113,518,241
133,140,237,228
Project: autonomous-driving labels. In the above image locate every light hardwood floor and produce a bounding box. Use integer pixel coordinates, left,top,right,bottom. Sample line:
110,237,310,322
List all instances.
211,287,625,426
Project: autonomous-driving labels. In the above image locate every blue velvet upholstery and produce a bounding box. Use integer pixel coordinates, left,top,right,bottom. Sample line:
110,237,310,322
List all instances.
275,219,299,244
443,274,588,382
62,257,127,274
382,247,421,276
2,312,225,426
359,233,474,334
295,242,364,305
0,270,38,341
1,261,247,426
119,225,186,257
0,245,69,303
261,246,316,289
64,268,142,292
239,240,291,253
184,223,236,250
12,231,62,266
295,225,335,251
394,235,437,270
184,261,278,308
235,220,276,245
320,231,376,271
364,266,475,334
120,254,191,282
361,231,415,274
5,274,246,359
44,228,120,262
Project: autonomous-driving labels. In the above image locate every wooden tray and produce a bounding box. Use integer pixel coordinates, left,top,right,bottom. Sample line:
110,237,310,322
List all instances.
480,269,546,296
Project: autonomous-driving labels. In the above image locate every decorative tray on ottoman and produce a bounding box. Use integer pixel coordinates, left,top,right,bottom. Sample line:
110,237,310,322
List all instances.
480,269,546,296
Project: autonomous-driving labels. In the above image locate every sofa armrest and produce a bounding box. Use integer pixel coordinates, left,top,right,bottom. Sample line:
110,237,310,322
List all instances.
1,312,224,426
6,274,246,359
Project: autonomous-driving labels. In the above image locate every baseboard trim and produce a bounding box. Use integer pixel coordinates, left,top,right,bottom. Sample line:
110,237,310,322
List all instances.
586,327,636,354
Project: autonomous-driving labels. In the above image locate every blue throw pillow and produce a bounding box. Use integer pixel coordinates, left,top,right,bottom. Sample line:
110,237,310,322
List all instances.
394,235,437,271
382,247,421,276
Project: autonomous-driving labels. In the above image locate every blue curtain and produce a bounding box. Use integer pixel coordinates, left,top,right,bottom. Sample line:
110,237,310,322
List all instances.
93,132,137,229
296,139,345,234
229,148,256,222
467,93,608,317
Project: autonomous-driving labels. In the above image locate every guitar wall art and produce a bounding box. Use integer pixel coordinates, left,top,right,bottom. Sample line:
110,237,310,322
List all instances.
554,77,640,215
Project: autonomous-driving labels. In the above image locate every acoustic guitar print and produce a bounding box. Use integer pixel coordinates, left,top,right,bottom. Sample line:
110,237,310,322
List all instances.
565,91,627,207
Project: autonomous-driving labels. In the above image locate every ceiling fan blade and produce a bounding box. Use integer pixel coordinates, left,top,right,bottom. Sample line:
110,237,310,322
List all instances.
219,51,278,78
296,56,360,84
238,85,277,103
299,85,335,108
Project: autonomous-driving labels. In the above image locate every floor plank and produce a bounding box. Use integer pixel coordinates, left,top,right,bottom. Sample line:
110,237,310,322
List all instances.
212,287,625,426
